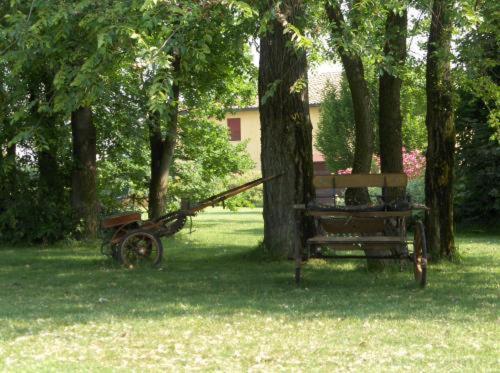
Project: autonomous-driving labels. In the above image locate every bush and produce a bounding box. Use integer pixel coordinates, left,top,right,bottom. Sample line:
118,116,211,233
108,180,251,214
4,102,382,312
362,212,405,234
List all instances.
315,77,356,172
97,116,255,216
454,91,500,223
407,177,425,204
223,171,263,210
0,166,73,244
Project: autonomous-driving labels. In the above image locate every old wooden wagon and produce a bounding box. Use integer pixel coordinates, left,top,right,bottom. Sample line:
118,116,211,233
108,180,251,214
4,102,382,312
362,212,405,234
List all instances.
100,175,279,268
294,173,428,287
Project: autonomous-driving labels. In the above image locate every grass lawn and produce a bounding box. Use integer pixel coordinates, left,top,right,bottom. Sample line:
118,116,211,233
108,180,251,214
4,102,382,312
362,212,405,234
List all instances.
0,208,498,371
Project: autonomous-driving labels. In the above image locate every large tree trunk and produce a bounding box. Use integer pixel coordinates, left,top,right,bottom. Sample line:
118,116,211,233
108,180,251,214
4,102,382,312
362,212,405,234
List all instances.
379,9,407,203
71,107,98,238
378,9,408,261
325,1,373,205
425,0,456,259
259,0,315,258
148,57,181,220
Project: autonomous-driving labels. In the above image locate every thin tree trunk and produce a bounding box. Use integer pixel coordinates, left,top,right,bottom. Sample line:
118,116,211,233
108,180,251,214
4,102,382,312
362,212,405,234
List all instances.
259,0,315,258
148,111,178,219
325,1,373,205
0,75,16,211
34,77,63,197
71,107,98,238
425,0,456,259
38,149,60,193
148,56,181,220
0,143,16,213
6,143,15,164
379,9,407,203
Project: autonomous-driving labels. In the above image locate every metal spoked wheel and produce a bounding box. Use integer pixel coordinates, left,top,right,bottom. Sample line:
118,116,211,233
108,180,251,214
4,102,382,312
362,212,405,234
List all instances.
119,230,163,269
413,221,428,288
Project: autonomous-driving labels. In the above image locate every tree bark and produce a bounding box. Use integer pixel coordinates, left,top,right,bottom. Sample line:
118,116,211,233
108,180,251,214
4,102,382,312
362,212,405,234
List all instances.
425,0,456,259
379,9,407,203
325,1,373,205
258,0,315,258
71,106,98,238
148,56,181,220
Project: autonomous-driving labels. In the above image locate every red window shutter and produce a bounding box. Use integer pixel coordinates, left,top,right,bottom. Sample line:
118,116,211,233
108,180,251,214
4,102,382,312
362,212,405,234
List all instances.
227,118,241,141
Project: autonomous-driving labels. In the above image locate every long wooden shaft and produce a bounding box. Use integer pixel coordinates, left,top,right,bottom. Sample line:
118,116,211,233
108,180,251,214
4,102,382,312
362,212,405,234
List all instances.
190,174,282,213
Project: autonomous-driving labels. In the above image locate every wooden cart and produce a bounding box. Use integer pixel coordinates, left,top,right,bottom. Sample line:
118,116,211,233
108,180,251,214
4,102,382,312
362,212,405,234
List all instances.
294,173,428,287
100,175,280,268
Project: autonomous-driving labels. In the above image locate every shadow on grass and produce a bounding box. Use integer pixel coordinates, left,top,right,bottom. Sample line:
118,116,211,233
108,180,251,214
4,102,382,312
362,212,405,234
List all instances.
1,237,498,344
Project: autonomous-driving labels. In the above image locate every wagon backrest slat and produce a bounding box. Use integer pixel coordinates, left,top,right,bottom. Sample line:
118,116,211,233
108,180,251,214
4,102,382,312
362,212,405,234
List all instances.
313,173,408,205
320,217,386,234
312,173,408,235
313,173,407,189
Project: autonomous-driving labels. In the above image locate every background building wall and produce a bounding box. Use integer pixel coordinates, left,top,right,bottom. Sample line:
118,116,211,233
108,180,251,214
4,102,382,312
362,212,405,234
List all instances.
225,105,324,171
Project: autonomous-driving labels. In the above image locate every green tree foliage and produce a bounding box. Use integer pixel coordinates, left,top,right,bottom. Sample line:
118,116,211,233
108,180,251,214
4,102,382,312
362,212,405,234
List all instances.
121,0,256,219
0,0,256,243
98,109,254,214
169,115,254,204
454,1,499,223
455,0,499,140
401,59,427,151
315,75,364,172
455,91,500,223
316,69,426,172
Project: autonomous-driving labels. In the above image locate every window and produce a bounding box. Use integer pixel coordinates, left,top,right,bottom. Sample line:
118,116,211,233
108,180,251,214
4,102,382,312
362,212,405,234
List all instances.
227,118,241,141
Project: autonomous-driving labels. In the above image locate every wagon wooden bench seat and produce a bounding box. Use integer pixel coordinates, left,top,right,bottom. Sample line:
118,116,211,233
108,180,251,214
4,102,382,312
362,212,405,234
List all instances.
297,208,413,218
307,235,405,245
294,173,428,287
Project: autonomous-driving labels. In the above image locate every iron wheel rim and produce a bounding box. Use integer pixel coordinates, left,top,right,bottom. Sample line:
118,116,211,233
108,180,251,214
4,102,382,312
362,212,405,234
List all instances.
120,232,162,268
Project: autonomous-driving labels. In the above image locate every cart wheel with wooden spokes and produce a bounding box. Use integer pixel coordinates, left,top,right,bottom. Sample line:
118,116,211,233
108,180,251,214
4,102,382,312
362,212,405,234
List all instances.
413,221,428,288
119,230,163,269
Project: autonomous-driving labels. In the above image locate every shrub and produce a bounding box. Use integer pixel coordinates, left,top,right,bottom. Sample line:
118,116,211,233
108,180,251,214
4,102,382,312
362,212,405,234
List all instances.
0,166,73,244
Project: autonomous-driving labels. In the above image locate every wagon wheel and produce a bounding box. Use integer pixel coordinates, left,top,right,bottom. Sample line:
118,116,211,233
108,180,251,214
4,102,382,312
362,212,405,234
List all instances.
413,221,428,288
119,230,163,269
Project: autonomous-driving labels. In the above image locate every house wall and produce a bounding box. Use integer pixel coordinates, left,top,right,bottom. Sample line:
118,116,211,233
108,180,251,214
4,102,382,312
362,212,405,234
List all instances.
226,109,261,168
310,105,321,136
225,105,323,170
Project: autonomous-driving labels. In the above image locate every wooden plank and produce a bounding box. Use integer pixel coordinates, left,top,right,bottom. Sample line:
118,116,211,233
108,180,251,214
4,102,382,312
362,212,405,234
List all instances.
310,245,402,251
314,197,336,205
313,173,407,189
308,235,405,244
313,188,338,205
306,210,412,218
320,218,385,234
316,188,336,197
101,212,141,229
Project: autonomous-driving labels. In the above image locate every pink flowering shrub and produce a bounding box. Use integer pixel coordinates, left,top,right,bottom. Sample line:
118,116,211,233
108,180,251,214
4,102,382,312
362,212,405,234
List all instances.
337,168,352,175
402,148,426,179
336,148,425,179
